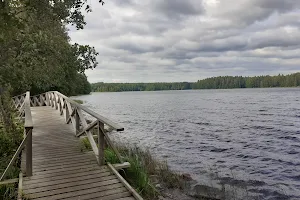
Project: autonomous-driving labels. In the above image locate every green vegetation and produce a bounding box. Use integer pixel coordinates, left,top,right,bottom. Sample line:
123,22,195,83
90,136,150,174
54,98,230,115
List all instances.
0,1,102,198
91,73,300,92
0,89,24,199
80,137,185,200
0,0,99,96
73,99,84,104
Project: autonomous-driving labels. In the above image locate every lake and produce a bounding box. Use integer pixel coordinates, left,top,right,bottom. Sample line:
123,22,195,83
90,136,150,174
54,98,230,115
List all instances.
75,88,300,200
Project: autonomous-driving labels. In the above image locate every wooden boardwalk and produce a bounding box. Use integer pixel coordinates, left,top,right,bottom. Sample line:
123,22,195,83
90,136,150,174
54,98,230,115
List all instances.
0,91,142,199
21,106,136,200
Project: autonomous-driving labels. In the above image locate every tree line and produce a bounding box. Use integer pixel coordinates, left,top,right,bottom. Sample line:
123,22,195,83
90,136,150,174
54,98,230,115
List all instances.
91,73,300,92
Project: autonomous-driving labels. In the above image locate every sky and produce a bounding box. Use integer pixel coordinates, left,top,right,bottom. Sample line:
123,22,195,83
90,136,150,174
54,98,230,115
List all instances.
69,0,300,83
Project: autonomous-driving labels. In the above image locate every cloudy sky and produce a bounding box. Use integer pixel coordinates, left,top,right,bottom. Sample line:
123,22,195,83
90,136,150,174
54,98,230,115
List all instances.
69,0,300,83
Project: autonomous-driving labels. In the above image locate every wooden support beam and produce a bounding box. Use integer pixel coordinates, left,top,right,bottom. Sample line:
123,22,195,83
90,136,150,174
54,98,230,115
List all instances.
76,120,98,137
66,106,76,124
25,128,32,176
66,101,76,129
112,162,131,170
98,122,105,166
107,163,143,200
65,104,70,123
51,93,54,108
45,92,50,106
17,172,23,200
76,109,99,158
40,94,45,106
54,93,58,110
75,109,80,134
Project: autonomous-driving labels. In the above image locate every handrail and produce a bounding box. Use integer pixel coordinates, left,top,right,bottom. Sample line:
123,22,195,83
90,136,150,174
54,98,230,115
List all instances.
43,91,124,165
16,91,125,166
54,91,124,131
24,92,33,176
24,92,33,128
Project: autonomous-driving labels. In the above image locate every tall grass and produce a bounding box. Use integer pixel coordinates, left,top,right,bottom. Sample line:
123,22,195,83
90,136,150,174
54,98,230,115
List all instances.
0,90,24,199
73,99,84,104
80,137,185,200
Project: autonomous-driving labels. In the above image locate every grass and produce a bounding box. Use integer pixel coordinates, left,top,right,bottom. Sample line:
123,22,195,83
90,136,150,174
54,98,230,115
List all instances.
73,99,84,104
80,137,185,200
0,118,23,199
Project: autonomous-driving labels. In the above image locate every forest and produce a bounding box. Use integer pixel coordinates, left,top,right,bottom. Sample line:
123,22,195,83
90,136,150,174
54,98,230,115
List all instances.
91,73,300,92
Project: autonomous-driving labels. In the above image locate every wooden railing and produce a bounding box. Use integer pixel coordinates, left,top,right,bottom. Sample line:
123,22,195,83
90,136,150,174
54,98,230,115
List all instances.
32,91,125,165
0,92,33,182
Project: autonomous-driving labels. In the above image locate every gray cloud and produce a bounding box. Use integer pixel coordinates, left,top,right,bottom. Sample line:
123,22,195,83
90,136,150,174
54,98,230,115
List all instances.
69,0,300,83
152,0,203,19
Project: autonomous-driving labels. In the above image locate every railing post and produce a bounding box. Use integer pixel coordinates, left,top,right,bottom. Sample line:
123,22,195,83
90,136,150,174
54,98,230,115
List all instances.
46,92,50,106
25,127,32,176
65,103,69,123
98,121,105,165
54,93,58,110
24,91,33,177
51,93,54,107
75,108,80,134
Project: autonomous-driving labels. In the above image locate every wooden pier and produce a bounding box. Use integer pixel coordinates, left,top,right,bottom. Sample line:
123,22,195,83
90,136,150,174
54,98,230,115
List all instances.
0,91,142,200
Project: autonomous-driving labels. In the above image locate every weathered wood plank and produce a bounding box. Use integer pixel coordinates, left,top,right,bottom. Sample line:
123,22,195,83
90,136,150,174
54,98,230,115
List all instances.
24,175,118,194
32,159,96,172
62,187,129,200
32,163,100,176
33,182,124,200
116,197,136,200
24,165,108,182
23,171,112,190
94,191,132,200
23,167,110,185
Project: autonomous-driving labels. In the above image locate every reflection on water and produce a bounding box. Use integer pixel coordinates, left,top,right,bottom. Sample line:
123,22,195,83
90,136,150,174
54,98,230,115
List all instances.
75,88,300,200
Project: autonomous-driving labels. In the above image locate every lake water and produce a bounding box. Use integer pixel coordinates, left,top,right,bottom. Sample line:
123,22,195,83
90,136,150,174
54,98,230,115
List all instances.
75,88,300,200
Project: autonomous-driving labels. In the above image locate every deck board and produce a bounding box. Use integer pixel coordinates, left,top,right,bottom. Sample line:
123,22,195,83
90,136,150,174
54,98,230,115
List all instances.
22,106,137,200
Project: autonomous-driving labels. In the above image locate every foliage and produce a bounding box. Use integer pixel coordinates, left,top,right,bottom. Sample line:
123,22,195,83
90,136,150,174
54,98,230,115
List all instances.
0,90,23,199
0,183,17,200
0,0,100,96
104,148,119,164
91,73,300,92
79,137,92,152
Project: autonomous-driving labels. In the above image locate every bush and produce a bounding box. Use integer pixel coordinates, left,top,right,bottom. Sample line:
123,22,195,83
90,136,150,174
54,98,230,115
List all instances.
0,88,24,199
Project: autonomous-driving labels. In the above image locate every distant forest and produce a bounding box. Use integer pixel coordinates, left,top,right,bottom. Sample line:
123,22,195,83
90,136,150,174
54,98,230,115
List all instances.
91,73,300,92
